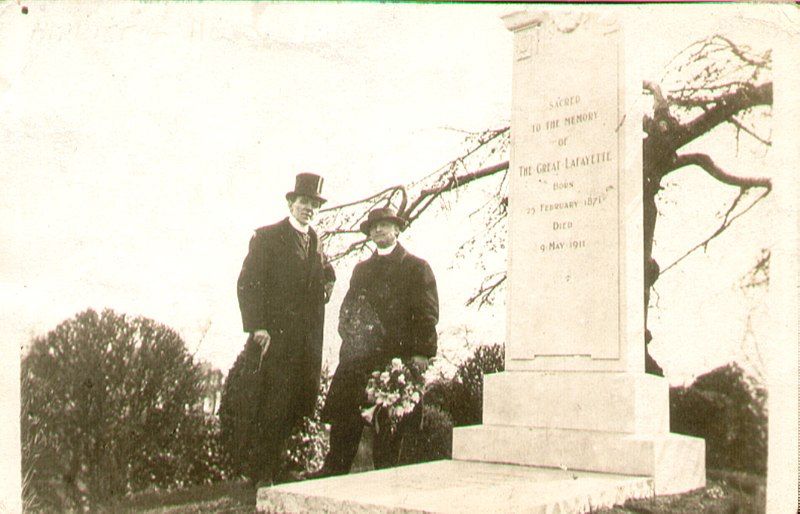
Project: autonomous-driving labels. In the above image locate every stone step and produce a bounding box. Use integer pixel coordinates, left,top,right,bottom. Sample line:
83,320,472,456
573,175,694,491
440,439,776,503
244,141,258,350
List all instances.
483,371,670,433
257,460,654,513
452,424,705,495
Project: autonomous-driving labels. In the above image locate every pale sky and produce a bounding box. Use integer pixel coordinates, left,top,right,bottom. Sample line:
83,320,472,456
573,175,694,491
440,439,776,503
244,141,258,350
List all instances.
2,3,798,511
1,3,790,384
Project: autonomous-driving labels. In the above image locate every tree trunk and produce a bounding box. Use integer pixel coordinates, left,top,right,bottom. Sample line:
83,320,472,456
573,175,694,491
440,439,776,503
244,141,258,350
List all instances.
642,119,673,376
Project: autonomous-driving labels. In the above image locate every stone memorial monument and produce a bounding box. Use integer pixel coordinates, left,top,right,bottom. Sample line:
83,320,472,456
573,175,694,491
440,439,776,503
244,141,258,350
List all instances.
452,10,705,495
257,10,705,512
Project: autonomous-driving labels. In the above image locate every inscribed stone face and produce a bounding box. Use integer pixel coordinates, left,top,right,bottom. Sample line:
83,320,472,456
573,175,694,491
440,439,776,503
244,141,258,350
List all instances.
507,13,627,363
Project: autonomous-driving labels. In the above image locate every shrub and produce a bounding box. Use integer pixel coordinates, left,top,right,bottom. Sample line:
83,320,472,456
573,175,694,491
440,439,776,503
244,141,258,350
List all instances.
398,404,454,465
21,309,226,510
426,343,505,426
670,362,767,475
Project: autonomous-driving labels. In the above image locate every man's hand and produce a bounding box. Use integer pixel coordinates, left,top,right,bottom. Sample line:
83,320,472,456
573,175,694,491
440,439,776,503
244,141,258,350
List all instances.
253,330,271,352
409,355,429,369
324,282,334,303
253,330,271,374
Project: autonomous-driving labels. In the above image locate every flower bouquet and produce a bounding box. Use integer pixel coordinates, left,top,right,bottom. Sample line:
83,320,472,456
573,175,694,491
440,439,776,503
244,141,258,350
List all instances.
361,358,426,434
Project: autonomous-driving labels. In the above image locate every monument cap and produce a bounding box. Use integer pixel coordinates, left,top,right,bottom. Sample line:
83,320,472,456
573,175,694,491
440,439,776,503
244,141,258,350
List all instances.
360,206,407,235
286,173,326,204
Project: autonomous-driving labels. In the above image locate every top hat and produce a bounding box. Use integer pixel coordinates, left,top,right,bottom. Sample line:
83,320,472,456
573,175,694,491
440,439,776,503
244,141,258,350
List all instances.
286,173,326,204
359,206,407,235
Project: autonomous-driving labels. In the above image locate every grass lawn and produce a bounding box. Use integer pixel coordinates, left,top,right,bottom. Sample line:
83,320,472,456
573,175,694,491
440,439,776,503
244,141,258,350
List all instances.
99,469,765,513
600,470,766,514
98,480,256,514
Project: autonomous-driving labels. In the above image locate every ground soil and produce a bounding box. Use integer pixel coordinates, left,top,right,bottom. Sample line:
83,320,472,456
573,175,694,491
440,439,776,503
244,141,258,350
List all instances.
101,469,765,514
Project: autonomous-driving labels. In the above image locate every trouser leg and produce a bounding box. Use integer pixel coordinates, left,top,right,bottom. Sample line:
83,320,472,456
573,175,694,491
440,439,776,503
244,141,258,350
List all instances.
321,417,363,476
372,427,403,469
252,362,298,483
252,416,295,483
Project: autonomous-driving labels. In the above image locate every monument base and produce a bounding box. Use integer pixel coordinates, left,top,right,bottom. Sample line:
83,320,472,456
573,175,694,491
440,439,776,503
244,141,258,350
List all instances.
453,425,705,495
482,371,670,433
257,460,654,513
453,370,706,495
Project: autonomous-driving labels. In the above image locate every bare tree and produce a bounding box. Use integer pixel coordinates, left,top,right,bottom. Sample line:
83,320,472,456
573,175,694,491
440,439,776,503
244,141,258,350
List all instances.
318,34,773,375
640,35,772,373
737,248,771,385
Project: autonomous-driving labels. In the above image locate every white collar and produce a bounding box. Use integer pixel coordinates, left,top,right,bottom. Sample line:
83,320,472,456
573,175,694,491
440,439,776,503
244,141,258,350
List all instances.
376,242,397,256
288,215,310,234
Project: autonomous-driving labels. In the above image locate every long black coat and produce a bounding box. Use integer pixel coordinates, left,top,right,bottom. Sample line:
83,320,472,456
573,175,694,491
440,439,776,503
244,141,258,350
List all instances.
234,217,335,425
322,243,438,424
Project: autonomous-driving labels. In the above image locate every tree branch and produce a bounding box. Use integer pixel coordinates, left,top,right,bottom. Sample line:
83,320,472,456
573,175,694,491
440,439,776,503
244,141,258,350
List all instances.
670,80,755,96
672,82,772,150
728,116,771,147
320,228,363,236
740,248,771,290
406,126,509,191
661,187,771,274
405,161,509,222
659,151,771,274
465,272,507,308
668,153,772,189
321,185,406,213
643,81,668,112
326,238,370,262
714,35,771,68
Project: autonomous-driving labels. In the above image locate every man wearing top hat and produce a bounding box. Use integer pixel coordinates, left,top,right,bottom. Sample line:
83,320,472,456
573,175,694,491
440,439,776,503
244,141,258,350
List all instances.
226,172,335,485
319,206,439,476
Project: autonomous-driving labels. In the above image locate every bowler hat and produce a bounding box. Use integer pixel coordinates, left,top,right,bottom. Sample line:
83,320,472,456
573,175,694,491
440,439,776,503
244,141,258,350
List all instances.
286,173,326,204
360,206,407,235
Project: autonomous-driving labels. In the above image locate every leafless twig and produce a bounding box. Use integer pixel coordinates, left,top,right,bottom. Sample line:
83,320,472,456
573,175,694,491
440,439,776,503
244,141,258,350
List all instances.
661,187,771,274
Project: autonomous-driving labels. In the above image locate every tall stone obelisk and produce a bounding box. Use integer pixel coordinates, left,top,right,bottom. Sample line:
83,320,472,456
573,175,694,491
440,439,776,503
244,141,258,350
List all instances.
452,11,706,495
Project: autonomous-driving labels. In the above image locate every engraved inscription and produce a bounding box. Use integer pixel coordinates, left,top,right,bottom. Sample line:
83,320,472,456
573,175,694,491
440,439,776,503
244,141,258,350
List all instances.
517,92,617,253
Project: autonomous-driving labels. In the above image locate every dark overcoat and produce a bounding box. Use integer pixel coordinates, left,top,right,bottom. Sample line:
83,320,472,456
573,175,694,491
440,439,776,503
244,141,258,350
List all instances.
322,243,438,424
235,217,335,427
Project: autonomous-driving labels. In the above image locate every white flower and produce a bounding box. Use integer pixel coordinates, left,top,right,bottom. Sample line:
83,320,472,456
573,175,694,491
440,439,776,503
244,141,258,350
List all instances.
362,359,427,432
361,405,377,424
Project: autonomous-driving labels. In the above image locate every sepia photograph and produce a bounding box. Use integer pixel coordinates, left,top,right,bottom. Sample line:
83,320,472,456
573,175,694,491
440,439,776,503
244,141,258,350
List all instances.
2,2,797,513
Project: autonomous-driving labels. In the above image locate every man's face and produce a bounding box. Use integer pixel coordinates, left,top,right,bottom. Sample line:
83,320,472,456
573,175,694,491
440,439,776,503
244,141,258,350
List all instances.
369,220,400,249
288,195,322,226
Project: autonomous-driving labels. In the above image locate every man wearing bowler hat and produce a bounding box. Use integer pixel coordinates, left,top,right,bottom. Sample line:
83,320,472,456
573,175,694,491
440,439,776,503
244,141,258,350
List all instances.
319,206,439,476
225,172,335,486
